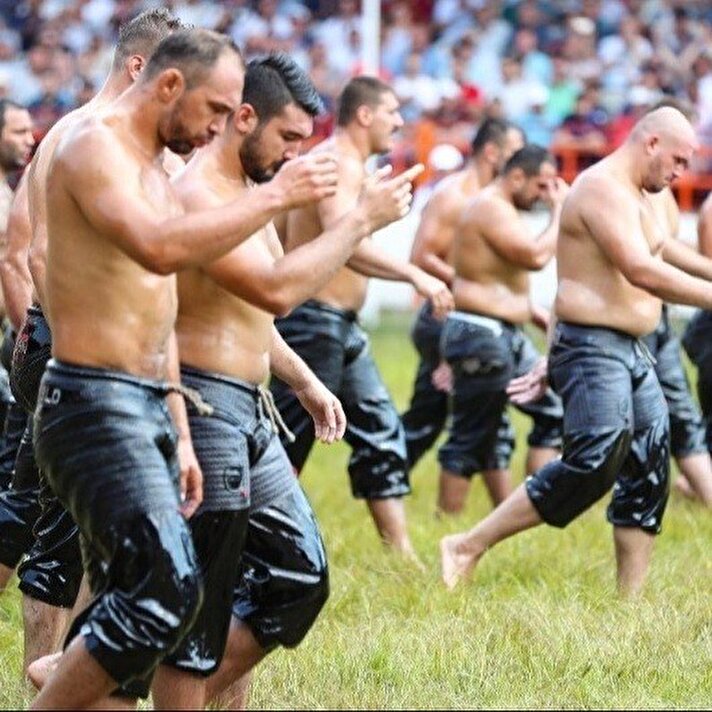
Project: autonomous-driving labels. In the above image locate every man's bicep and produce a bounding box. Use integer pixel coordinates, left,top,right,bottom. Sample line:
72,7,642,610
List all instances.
478,204,533,260
412,199,450,262
204,239,275,302
61,143,156,253
580,194,648,270
317,164,361,229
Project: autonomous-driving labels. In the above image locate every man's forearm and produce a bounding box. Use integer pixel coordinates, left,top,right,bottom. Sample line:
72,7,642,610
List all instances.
662,238,712,281
270,327,316,391
347,239,416,282
267,207,373,311
166,331,191,440
418,253,455,285
0,261,33,329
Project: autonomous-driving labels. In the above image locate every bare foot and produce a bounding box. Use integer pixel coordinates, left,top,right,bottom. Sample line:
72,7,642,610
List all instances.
439,534,482,590
674,476,696,500
27,652,62,691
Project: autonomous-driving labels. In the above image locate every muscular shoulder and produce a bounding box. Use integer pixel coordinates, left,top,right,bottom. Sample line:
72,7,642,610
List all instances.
52,116,124,180
463,187,515,230
566,167,636,224
172,161,224,213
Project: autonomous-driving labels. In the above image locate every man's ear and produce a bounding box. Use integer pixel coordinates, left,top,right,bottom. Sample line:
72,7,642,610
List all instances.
355,104,374,127
234,103,259,133
155,68,186,103
126,54,145,81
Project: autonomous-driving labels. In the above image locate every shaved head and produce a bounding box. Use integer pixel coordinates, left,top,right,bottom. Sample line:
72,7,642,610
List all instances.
629,107,698,192
631,106,698,148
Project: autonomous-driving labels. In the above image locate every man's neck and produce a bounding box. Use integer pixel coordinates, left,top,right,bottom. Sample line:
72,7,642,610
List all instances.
92,71,132,107
111,83,165,160
334,126,371,163
472,155,495,188
213,138,247,184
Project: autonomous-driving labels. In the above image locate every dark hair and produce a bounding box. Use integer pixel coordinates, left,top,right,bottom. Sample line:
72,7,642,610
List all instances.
140,29,242,88
471,118,514,155
113,8,186,70
244,53,323,122
504,144,554,176
0,99,26,134
337,76,393,126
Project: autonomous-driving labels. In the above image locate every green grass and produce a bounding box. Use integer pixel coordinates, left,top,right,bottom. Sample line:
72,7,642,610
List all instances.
1,312,711,709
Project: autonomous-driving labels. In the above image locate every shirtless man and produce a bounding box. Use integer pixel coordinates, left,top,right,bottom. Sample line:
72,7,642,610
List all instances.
271,76,453,559
436,145,566,514
0,101,34,485
31,30,340,709
643,188,712,506
403,119,524,472
683,192,712,503
162,54,420,710
0,99,34,321
0,9,187,675
441,107,710,596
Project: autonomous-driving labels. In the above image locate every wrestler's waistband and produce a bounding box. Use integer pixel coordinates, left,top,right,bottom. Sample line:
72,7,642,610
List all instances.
45,359,183,398
297,299,358,323
180,365,294,441
447,310,516,337
555,322,656,366
180,365,259,409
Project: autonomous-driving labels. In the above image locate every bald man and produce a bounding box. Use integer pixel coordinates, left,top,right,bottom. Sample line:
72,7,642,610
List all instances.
441,107,712,596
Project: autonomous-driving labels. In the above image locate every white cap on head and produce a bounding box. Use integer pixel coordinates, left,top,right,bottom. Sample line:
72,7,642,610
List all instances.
428,143,464,172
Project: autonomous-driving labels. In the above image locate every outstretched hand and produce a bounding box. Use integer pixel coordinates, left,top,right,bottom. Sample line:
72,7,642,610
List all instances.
506,357,549,405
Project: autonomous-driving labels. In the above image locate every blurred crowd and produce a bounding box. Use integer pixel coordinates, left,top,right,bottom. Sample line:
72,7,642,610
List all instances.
1,0,712,163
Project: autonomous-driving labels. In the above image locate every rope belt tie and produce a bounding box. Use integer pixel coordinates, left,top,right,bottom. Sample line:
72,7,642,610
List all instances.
635,339,657,369
166,383,214,416
257,385,296,443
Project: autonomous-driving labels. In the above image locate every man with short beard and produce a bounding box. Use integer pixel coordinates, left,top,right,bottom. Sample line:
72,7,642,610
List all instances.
441,108,710,596
0,100,34,475
271,77,454,562
435,145,566,515
0,9,188,677
163,54,420,710
31,29,338,710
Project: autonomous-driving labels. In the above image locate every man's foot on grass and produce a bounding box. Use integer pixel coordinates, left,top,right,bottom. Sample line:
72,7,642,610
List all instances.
27,651,61,691
440,534,483,590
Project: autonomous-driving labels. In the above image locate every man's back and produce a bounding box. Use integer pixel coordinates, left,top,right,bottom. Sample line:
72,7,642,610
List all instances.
452,184,532,322
285,135,368,311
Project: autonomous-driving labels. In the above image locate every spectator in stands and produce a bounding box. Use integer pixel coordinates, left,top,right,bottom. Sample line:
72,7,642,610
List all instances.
495,55,548,124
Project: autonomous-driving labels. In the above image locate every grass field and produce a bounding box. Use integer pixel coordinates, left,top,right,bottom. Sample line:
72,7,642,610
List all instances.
1,312,711,709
